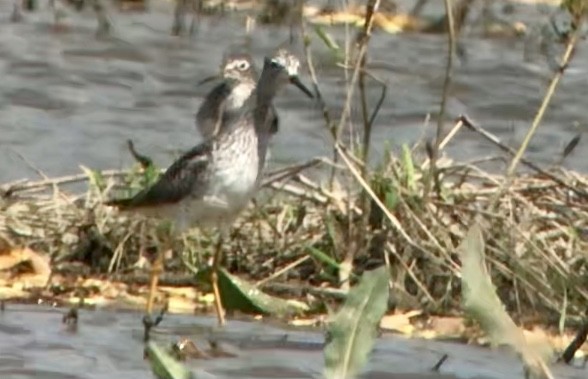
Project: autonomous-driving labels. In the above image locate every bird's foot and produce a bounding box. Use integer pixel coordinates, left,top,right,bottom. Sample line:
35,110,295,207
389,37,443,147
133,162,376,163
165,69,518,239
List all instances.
142,302,169,344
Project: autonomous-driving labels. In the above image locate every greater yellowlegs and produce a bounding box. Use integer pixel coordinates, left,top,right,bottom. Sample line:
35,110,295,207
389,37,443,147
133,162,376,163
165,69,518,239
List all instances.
106,49,313,326
196,52,280,139
125,53,278,167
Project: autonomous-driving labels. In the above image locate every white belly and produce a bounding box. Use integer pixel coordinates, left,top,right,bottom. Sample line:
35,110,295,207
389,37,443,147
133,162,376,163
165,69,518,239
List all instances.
178,139,260,232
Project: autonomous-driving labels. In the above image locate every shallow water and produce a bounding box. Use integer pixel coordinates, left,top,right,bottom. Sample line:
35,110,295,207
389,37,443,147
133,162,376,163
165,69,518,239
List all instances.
1,1,588,186
2,3,588,379
0,304,585,379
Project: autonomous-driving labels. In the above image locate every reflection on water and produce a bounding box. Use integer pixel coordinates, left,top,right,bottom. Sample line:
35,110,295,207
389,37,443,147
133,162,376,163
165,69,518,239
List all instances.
1,1,587,187
0,304,585,379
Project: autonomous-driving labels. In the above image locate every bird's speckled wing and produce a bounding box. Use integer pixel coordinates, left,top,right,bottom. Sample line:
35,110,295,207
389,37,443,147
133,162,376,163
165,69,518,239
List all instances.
195,81,231,139
106,142,212,209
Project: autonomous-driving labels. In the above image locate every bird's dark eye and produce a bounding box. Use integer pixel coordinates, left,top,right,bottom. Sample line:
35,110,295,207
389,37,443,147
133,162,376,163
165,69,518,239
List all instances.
237,61,249,70
270,60,281,69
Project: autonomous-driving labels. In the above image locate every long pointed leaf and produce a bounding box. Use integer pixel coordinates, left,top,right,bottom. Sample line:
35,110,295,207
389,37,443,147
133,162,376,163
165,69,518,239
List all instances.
324,266,389,379
458,223,555,379
218,268,309,317
146,342,193,379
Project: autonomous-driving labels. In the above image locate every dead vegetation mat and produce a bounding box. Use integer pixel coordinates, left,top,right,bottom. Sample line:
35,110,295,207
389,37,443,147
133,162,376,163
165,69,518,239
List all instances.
0,153,587,326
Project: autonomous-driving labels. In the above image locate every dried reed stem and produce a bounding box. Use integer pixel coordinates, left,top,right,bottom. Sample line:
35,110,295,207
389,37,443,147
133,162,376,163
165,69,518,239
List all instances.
425,0,456,198
330,0,381,184
488,26,582,211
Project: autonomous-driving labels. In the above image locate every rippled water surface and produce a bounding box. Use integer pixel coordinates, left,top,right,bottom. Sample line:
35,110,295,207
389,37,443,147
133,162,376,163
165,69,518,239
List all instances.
1,1,588,185
0,304,585,379
2,3,588,378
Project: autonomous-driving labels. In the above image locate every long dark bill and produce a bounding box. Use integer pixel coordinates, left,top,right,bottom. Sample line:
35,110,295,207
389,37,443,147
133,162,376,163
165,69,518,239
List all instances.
289,76,314,98
197,74,222,87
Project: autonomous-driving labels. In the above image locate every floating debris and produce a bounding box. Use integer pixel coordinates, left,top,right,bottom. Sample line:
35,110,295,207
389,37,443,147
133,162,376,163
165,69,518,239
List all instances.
431,354,449,372
143,301,169,344
62,307,79,326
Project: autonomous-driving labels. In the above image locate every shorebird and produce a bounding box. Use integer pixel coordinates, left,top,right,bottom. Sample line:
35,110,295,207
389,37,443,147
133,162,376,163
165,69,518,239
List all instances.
105,49,313,326
124,53,279,169
195,52,280,139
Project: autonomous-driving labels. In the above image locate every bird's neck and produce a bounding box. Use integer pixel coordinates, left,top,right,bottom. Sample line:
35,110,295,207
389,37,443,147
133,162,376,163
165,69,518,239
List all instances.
255,80,277,107
252,85,277,135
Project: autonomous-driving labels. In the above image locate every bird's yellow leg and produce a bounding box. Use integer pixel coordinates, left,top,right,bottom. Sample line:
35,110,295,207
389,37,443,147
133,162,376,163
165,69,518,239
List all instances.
145,249,164,314
145,220,174,315
211,231,226,326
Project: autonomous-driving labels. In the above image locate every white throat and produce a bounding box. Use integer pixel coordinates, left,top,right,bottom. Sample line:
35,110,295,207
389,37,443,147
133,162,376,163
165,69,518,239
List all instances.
226,82,255,110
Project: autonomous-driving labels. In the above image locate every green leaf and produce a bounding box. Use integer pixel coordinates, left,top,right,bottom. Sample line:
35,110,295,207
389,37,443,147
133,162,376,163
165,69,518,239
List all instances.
146,342,193,379
384,188,398,210
459,224,520,347
325,214,338,248
308,246,340,270
314,25,340,50
313,25,344,61
323,266,390,379
217,268,309,318
458,223,555,378
307,246,345,283
400,144,415,192
143,163,161,186
80,165,106,192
